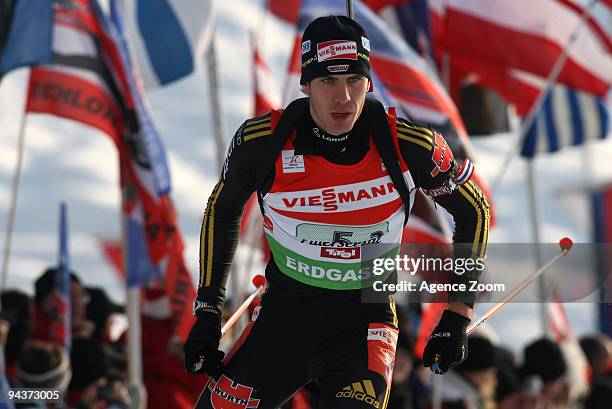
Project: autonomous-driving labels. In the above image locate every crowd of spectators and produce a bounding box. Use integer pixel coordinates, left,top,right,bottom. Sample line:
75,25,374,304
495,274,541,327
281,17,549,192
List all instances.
2,267,612,408
1,266,205,409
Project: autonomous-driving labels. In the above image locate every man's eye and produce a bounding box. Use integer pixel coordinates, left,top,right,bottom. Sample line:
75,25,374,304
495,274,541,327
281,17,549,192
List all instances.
348,76,363,83
322,78,334,84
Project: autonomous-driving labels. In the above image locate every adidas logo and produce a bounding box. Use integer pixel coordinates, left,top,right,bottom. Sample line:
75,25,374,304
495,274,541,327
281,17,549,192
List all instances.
335,380,381,408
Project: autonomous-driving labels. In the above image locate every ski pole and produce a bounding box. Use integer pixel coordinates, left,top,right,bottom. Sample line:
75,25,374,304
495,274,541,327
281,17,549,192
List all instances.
221,275,266,336
431,237,573,374
193,275,266,372
466,237,573,335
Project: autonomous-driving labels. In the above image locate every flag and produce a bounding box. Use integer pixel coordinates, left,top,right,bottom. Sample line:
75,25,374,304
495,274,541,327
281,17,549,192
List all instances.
0,0,52,77
430,0,612,98
24,0,196,341
99,239,125,279
520,83,609,157
116,0,214,88
363,0,434,63
252,34,281,116
267,0,302,24
56,202,71,353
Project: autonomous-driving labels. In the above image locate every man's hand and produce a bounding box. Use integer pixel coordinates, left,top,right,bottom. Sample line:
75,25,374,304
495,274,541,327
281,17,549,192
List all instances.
183,310,224,376
423,309,470,375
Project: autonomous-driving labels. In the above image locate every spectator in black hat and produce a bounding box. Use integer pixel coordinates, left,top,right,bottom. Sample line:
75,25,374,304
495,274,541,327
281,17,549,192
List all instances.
1,289,34,382
85,287,124,344
585,377,612,409
85,287,128,384
580,335,611,379
32,267,94,344
15,341,72,406
520,338,569,409
494,346,539,409
436,335,497,409
68,338,131,409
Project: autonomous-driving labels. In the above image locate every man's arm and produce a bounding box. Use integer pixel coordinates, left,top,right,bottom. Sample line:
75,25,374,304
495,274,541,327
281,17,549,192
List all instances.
396,118,490,315
397,117,490,374
184,114,272,375
196,113,272,311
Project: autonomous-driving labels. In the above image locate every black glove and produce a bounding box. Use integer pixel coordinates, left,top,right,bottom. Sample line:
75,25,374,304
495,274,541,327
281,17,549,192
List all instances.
423,310,470,375
183,309,225,376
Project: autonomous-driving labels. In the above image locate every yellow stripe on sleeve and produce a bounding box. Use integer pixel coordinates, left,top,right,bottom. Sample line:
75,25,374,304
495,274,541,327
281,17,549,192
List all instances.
397,133,432,151
244,129,272,142
199,181,224,288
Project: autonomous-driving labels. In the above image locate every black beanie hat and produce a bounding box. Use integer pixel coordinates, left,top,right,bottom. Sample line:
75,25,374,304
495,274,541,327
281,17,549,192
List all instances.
86,288,124,326
585,377,612,409
521,338,567,383
69,338,108,390
457,335,495,372
34,267,80,306
300,15,371,84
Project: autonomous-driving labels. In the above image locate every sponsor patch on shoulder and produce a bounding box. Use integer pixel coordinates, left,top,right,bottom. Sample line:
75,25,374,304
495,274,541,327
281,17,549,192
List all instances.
430,131,454,177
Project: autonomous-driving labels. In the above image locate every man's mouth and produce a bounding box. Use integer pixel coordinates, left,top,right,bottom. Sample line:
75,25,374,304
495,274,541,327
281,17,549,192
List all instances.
331,112,352,119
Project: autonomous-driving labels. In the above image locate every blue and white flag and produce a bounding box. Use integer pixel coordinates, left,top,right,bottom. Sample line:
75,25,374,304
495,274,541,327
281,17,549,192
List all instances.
0,0,52,77
521,86,610,158
117,0,214,88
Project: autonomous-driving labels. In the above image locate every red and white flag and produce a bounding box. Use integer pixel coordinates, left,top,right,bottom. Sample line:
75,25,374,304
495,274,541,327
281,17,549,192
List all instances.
430,0,612,99
252,35,281,116
25,0,196,341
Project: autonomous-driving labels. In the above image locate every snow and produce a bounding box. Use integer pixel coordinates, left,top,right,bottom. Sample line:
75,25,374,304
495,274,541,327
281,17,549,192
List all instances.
1,0,611,355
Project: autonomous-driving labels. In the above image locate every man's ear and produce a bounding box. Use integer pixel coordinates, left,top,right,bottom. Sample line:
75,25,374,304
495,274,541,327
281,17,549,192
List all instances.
301,83,310,96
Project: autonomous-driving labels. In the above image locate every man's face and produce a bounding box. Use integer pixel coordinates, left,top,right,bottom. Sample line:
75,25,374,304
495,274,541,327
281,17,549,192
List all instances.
302,74,369,135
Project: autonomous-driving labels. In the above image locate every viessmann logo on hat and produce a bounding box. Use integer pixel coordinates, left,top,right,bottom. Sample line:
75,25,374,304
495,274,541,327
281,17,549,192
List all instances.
316,40,358,62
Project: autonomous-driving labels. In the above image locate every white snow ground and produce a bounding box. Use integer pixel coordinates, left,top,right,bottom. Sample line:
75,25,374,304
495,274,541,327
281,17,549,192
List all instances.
1,0,611,354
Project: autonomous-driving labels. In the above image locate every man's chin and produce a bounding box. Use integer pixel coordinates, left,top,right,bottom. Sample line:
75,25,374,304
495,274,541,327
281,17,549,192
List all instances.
327,119,356,135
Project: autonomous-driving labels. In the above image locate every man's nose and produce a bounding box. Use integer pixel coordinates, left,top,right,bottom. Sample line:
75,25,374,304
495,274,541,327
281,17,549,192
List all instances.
333,82,351,103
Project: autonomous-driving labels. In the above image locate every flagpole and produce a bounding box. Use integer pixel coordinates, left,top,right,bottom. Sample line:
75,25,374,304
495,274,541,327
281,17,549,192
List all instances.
526,161,548,334
346,0,354,19
119,167,145,409
489,0,600,193
0,80,29,292
205,35,227,173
